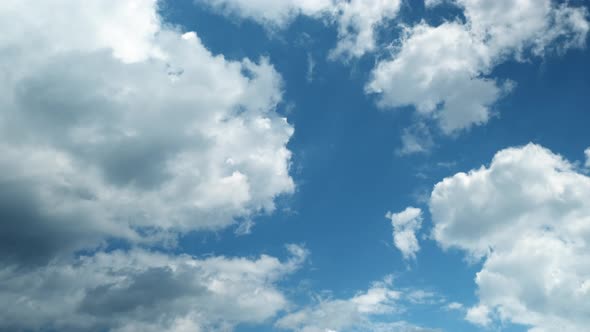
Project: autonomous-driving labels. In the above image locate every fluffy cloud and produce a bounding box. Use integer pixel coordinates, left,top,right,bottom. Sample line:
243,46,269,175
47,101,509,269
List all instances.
328,0,402,59
429,144,590,331
457,0,590,56
0,2,305,330
585,147,590,168
0,0,295,265
196,0,401,59
0,245,308,331
465,304,491,326
368,0,588,136
386,207,423,260
366,21,507,134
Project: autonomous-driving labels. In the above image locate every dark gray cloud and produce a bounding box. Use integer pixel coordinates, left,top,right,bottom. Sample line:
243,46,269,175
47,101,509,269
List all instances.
0,179,106,267
0,0,295,271
79,267,197,317
0,1,299,330
0,248,306,332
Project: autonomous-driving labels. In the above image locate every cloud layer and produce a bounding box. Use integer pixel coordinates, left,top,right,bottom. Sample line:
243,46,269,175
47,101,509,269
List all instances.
0,246,307,331
275,276,440,332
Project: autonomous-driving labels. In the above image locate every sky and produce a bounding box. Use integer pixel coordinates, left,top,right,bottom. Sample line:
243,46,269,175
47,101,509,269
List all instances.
0,0,589,332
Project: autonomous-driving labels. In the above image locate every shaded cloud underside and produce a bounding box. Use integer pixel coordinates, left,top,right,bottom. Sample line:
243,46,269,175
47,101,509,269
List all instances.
0,1,439,331
0,0,300,330
0,0,294,265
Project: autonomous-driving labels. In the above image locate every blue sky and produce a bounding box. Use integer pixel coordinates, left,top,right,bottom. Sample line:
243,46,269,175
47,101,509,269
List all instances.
1,1,589,332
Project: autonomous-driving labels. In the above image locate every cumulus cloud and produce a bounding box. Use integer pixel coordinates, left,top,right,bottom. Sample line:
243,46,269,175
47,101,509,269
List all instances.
368,0,589,136
465,304,491,326
0,0,296,265
366,21,508,134
585,147,590,168
0,2,304,330
386,207,423,260
196,0,401,59
429,144,590,331
0,245,308,331
328,0,402,60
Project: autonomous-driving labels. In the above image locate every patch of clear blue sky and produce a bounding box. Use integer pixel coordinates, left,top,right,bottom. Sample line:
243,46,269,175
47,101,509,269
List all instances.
156,1,589,331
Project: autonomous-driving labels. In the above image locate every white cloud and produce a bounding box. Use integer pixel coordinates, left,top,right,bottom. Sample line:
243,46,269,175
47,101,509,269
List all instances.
275,277,442,332
424,0,445,8
405,290,441,305
446,302,464,311
0,0,164,63
465,305,491,326
0,4,306,330
194,0,333,28
366,22,507,134
585,147,590,168
306,53,316,82
458,0,589,57
368,0,588,135
276,278,401,332
0,0,295,264
196,0,401,59
397,122,434,156
429,144,590,331
197,0,587,145
328,0,402,60
387,207,423,260
0,245,308,331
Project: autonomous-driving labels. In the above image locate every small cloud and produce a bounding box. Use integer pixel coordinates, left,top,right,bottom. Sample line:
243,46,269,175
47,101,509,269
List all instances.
445,302,464,311
396,123,434,156
424,0,445,8
466,305,491,326
406,290,440,305
386,207,423,260
306,53,315,83
436,161,457,169
234,219,255,236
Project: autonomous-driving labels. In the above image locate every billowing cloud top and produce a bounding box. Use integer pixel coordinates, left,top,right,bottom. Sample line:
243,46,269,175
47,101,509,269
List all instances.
367,0,589,134
0,0,296,266
430,144,590,331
